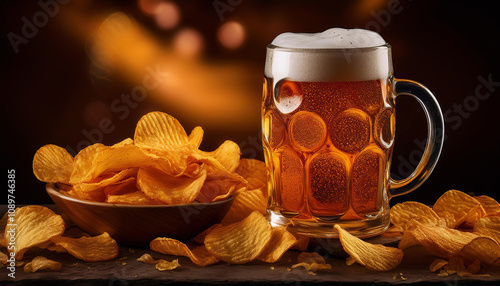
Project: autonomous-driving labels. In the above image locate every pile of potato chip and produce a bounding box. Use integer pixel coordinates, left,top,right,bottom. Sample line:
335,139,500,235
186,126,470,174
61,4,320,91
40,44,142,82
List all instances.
33,111,265,205
0,205,119,272
389,189,500,276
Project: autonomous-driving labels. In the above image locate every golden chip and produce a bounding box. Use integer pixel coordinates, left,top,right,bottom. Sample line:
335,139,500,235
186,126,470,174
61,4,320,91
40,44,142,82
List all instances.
33,144,74,184
156,259,181,271
137,167,207,205
291,262,332,271
459,237,500,266
390,201,443,230
235,159,267,190
433,190,486,228
134,111,189,150
473,216,500,244
444,256,466,275
23,256,62,273
6,206,65,260
335,225,403,271
429,258,448,272
106,191,163,205
258,227,298,263
398,221,477,258
221,188,267,225
50,232,119,262
187,126,204,149
205,211,272,264
150,237,219,267
103,176,137,197
72,168,138,201
199,140,241,173
475,195,500,216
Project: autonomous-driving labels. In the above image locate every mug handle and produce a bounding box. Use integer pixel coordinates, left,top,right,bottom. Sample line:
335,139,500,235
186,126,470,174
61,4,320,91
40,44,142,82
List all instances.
389,78,445,198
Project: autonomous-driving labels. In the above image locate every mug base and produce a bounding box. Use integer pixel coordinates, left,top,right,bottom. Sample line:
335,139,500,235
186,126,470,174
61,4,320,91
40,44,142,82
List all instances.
267,209,390,238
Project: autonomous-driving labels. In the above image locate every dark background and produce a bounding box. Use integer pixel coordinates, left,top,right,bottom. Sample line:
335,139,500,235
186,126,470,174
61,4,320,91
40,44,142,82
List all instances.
1,0,499,205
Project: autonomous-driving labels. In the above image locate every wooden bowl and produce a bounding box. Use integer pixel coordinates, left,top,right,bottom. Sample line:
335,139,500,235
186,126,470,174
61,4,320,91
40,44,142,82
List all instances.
46,184,233,246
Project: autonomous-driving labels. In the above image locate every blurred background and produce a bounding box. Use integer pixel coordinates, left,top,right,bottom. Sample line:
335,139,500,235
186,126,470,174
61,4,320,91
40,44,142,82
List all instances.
1,0,499,205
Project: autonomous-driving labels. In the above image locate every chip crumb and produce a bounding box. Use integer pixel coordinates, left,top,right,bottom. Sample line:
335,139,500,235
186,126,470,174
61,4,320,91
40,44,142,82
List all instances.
270,266,275,270
122,262,127,266
308,271,317,276
287,268,291,271
437,270,449,277
392,274,398,280
128,248,135,254
118,256,127,260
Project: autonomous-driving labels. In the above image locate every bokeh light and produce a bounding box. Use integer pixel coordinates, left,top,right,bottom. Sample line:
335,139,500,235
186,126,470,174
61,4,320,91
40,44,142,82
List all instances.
217,21,245,49
154,1,181,29
138,0,162,15
174,28,204,57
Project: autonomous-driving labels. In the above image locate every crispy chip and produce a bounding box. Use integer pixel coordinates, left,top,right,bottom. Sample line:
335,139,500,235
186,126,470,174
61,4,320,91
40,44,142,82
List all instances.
24,256,61,273
200,140,241,173
72,168,138,201
473,216,500,244
235,159,267,188
429,258,449,272
258,227,298,263
335,225,403,271
459,237,500,266
433,190,486,228
6,206,65,260
188,126,204,149
134,111,189,150
466,259,481,274
150,237,218,267
221,188,267,225
291,262,332,271
398,221,477,258
50,232,118,262
475,195,500,216
444,256,466,275
137,253,181,271
103,176,137,197
390,202,443,230
205,211,272,264
137,167,207,204
33,144,74,184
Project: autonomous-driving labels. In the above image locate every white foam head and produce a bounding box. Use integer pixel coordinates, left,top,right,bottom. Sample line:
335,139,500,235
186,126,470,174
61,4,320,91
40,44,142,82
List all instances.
265,28,392,82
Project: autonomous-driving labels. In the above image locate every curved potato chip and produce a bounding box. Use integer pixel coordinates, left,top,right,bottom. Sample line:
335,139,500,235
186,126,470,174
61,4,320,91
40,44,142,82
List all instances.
7,206,65,260
103,176,137,197
203,140,241,173
460,237,500,266
107,191,163,205
33,144,74,184
24,256,62,273
235,159,267,185
433,190,486,228
134,111,189,150
475,195,500,216
50,232,118,262
188,126,204,149
390,202,443,230
73,168,138,196
473,216,500,244
335,225,403,271
137,167,206,204
205,211,272,264
291,262,332,271
221,188,267,225
111,138,134,148
398,221,477,258
430,258,449,272
150,238,218,267
137,253,180,271
258,227,297,263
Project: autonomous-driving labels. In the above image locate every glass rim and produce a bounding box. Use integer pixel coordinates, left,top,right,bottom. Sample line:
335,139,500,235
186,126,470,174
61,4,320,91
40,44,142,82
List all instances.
266,42,391,53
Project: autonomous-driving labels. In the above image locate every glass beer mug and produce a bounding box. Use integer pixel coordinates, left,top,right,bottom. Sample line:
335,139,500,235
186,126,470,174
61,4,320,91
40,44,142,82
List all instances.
262,28,445,237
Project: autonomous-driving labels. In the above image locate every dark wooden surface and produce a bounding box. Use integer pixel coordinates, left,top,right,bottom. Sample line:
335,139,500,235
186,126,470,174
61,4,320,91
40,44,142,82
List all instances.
1,205,500,285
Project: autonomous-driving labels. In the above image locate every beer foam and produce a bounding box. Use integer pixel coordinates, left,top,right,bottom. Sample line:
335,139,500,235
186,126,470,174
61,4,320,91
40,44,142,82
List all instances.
265,28,392,82
271,28,386,49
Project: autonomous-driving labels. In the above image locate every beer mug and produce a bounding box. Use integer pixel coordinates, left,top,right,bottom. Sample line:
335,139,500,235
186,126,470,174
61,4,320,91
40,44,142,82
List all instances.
262,28,444,237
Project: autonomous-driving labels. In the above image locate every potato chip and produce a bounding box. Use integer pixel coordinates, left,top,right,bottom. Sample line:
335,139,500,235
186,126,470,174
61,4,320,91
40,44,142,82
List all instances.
297,252,326,264
475,195,500,216
107,191,163,205
103,176,137,197
444,256,466,275
235,159,267,187
33,144,74,184
192,224,221,245
429,258,448,272
134,111,189,150
466,259,481,274
459,237,500,266
433,190,486,228
199,140,241,173
50,232,119,262
335,225,403,271
136,253,181,271
345,256,356,266
72,168,138,199
6,206,65,260
188,126,204,149
398,221,477,258
291,262,332,271
23,256,62,273
390,202,443,230
291,235,310,252
258,227,298,263
0,251,8,264
205,211,272,264
197,176,244,203
137,167,206,204
221,188,267,225
473,216,500,244
150,237,219,267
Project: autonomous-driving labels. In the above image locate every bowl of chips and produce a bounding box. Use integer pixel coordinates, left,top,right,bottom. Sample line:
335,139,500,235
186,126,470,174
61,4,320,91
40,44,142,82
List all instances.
46,183,234,246
34,111,268,246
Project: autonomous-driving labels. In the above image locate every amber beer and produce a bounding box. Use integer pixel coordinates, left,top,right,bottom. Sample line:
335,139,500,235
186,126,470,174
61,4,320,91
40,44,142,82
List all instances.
263,28,444,237
263,78,394,217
